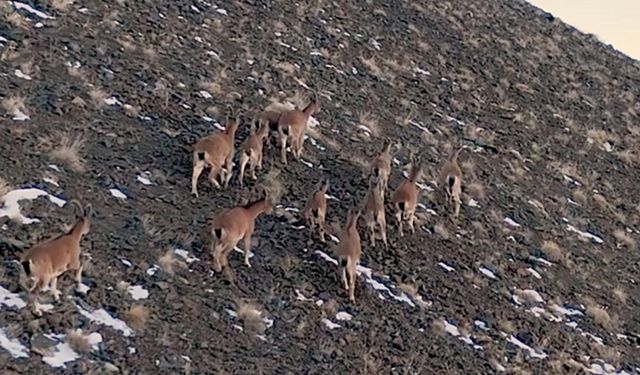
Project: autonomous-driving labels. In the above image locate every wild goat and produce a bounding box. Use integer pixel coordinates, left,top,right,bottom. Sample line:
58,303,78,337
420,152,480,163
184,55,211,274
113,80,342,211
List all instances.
437,146,464,218
238,120,269,187
335,209,362,303
254,110,282,150
303,178,330,242
368,140,394,193
210,195,273,272
20,200,91,316
362,178,388,248
277,96,320,164
191,117,239,197
391,160,422,237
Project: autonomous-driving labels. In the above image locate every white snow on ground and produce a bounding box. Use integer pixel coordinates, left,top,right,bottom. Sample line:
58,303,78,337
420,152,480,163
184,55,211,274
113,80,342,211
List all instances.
300,159,314,168
442,319,481,349
14,69,31,80
43,177,59,187
76,283,90,294
11,109,29,121
335,311,353,321
0,327,29,358
0,286,26,309
479,267,497,279
438,262,455,272
13,1,52,19
566,224,604,243
295,289,310,301
109,189,127,199
103,97,122,106
512,289,544,305
503,217,521,228
0,188,66,224
146,265,160,276
77,306,133,337
506,335,547,359
136,174,152,185
127,285,149,300
549,304,583,317
468,199,480,207
322,319,341,329
174,249,200,263
42,332,102,368
527,268,542,279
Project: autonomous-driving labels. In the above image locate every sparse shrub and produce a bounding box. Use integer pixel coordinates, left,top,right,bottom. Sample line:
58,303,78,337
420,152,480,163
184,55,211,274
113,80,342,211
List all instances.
434,223,448,239
613,230,636,250
158,250,186,276
66,329,91,353
2,96,28,118
612,287,627,304
586,304,616,330
236,302,266,334
49,133,86,172
540,240,565,263
51,0,74,11
126,305,150,331
0,177,10,198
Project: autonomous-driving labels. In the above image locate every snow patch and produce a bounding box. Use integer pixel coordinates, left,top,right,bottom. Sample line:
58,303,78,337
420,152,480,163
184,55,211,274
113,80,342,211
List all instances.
14,69,31,80
506,335,547,359
127,285,149,300
527,268,542,279
13,1,52,19
174,249,199,263
76,283,90,294
438,262,455,272
566,224,603,244
322,319,341,329
77,306,133,337
479,267,497,279
335,311,353,321
0,188,66,224
0,286,26,309
109,189,127,199
0,327,29,358
136,174,152,185
504,217,521,228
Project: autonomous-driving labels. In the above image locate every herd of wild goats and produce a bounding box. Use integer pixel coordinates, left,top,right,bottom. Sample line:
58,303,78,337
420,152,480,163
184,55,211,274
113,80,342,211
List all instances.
18,93,466,315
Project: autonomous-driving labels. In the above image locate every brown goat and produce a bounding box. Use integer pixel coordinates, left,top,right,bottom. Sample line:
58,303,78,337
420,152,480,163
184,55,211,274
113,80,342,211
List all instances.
368,140,394,194
362,178,388,248
303,178,330,242
438,146,464,217
20,200,91,316
277,96,320,164
391,161,422,237
238,120,269,187
210,196,273,272
254,110,282,150
191,117,240,197
335,209,362,303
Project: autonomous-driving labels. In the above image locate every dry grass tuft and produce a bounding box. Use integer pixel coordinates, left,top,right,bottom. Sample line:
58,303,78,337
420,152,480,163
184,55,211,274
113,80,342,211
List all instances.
198,80,224,96
612,287,627,304
613,229,636,249
274,61,296,75
434,223,449,239
585,304,616,330
540,240,565,263
158,250,186,275
466,182,486,201
614,149,637,166
125,305,150,331
2,96,28,117
51,0,75,11
360,56,383,77
49,133,86,172
498,319,516,334
236,302,266,334
261,169,285,203
66,329,92,353
116,281,130,293
88,87,108,108
592,193,613,212
572,189,588,206
5,12,26,28
117,36,137,52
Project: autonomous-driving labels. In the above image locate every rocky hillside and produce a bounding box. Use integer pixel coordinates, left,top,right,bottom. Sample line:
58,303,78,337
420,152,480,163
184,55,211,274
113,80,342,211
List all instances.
1,0,640,373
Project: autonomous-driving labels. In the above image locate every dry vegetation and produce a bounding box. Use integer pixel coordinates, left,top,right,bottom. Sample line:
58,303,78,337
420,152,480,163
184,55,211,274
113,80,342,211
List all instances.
125,305,150,331
236,302,266,335
540,240,566,263
66,329,92,353
49,133,86,172
158,251,186,276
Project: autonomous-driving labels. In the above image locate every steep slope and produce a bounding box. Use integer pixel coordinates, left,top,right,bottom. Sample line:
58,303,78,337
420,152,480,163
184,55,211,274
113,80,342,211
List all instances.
1,0,639,373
